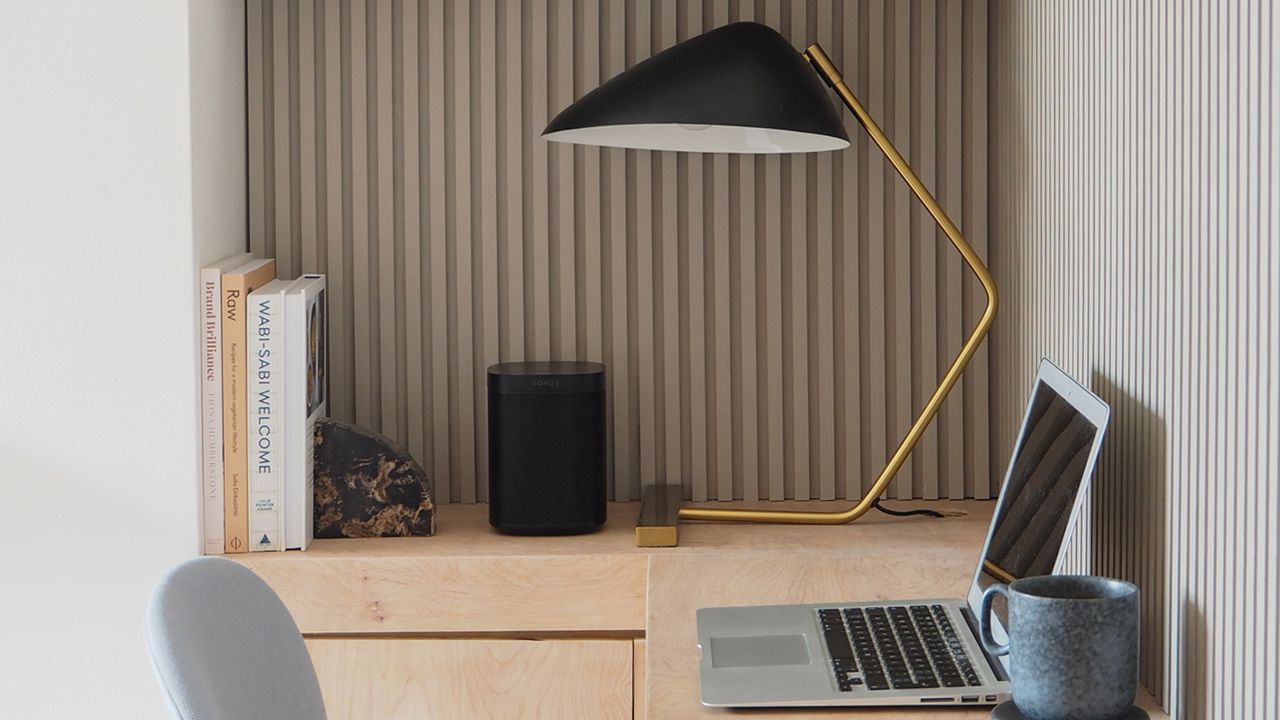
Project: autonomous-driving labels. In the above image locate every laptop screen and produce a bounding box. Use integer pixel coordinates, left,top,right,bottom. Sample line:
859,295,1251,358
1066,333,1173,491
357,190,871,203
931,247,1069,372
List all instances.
977,378,1101,626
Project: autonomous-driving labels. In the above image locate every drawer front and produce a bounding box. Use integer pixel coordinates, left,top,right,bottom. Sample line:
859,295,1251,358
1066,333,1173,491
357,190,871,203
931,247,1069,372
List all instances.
248,554,648,634
306,638,632,720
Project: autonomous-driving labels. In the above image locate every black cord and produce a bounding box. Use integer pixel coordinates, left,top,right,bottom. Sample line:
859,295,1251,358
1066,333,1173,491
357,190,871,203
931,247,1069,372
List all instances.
871,500,946,518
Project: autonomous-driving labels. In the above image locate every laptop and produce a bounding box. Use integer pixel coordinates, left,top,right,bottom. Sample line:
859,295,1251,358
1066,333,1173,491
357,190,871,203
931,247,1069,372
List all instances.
696,359,1111,708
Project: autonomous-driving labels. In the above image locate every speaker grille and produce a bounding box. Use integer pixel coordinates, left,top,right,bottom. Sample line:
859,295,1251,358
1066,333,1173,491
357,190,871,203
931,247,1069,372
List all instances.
489,380,606,534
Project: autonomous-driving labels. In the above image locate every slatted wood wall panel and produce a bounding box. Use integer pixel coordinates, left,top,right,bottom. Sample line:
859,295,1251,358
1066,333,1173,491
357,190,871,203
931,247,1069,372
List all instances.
248,0,990,504
990,2,1278,717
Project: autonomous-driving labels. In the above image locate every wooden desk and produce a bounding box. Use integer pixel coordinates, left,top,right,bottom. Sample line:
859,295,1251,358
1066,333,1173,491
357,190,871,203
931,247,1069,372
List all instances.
235,501,1167,719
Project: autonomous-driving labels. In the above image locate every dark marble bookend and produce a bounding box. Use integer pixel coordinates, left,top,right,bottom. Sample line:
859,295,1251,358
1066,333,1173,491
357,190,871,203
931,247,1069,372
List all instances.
313,418,436,538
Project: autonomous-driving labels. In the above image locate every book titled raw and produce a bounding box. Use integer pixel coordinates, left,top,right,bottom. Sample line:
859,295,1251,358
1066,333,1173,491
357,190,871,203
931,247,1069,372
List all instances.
284,274,327,551
248,278,291,552
198,252,252,555
221,257,277,553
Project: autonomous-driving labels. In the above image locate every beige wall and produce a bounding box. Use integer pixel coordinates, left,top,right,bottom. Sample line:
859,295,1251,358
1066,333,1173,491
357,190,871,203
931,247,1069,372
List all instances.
248,0,993,504
991,1,1278,717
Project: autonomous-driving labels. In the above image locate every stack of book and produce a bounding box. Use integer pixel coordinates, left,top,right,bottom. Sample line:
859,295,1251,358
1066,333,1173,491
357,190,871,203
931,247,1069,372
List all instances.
200,254,328,554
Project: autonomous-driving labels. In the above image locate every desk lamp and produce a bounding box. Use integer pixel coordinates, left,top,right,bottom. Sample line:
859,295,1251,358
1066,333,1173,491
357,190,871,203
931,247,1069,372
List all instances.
542,22,997,547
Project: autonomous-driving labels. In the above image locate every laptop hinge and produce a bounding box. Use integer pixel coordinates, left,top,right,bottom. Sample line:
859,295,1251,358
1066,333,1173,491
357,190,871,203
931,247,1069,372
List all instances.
959,606,1010,682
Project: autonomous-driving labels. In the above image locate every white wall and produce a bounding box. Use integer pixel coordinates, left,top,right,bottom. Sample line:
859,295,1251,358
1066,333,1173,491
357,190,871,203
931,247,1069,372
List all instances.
990,2,1278,717
0,2,245,717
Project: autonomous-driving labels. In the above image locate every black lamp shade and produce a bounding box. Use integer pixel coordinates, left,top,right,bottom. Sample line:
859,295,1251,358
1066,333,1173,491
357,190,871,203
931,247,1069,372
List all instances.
542,22,849,154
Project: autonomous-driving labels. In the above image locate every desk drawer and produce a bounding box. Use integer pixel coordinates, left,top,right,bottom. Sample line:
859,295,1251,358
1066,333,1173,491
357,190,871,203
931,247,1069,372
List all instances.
306,638,632,719
247,554,648,634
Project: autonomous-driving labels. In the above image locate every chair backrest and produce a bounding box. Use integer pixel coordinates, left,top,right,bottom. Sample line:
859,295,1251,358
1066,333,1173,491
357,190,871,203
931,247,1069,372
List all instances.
145,557,327,720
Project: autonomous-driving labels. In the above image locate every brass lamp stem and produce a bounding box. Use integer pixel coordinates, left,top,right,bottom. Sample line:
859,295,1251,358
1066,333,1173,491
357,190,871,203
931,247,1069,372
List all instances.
675,43,999,526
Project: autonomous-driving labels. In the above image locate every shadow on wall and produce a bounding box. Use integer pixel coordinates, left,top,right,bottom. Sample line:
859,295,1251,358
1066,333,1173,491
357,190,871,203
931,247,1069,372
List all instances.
1088,370,1171,707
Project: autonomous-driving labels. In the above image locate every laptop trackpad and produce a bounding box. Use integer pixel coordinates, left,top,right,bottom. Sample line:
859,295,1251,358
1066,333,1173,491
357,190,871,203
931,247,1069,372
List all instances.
709,634,811,668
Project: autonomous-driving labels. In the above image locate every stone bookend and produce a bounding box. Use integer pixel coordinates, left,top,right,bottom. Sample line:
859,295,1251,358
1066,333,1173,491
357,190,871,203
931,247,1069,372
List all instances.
313,418,436,538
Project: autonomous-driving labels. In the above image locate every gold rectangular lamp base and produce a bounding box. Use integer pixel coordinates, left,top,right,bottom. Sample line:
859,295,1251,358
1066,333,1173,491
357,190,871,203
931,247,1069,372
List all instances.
636,484,682,547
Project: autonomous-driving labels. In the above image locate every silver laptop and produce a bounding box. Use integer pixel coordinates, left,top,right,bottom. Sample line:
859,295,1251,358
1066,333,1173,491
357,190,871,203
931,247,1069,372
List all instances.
696,359,1111,708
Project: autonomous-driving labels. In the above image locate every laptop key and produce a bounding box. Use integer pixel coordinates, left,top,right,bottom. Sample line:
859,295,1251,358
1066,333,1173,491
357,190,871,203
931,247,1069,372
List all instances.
823,627,855,661
864,673,890,691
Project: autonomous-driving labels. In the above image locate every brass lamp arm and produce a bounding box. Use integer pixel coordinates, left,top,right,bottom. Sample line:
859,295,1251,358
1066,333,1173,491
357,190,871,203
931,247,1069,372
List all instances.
675,43,999,526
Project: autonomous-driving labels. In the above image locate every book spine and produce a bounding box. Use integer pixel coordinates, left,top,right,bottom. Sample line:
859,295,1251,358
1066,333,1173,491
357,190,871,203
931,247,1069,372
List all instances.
222,276,250,553
199,267,225,555
248,289,284,551
285,277,325,550
284,290,302,550
284,285,318,550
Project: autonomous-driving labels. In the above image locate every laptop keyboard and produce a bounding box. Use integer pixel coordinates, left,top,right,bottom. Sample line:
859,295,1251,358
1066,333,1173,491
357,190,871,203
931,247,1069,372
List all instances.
818,605,982,692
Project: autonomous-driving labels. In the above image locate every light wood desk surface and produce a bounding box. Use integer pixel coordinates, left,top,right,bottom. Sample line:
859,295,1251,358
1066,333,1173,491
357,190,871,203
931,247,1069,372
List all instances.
651,501,1168,719
238,500,1167,719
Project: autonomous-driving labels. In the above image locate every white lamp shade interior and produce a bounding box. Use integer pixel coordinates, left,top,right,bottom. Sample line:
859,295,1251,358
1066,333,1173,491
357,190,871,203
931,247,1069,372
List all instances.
542,123,850,154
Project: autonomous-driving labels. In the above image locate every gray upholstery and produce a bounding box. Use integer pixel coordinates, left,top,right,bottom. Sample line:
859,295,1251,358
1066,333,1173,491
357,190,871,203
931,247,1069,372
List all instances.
145,557,327,720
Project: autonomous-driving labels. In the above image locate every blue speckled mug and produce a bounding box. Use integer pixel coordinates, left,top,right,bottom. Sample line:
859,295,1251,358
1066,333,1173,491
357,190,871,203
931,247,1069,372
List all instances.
980,575,1140,720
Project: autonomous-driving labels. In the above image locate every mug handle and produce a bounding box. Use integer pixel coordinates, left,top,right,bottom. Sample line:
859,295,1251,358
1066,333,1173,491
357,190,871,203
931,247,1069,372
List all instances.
979,584,1012,657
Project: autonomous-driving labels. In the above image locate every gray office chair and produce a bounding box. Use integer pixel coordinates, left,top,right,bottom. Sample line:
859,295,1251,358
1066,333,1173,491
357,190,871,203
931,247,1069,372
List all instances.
145,557,327,720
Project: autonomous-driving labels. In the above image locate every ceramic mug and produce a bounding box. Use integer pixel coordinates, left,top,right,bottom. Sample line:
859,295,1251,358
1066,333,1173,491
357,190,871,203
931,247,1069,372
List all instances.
980,575,1140,720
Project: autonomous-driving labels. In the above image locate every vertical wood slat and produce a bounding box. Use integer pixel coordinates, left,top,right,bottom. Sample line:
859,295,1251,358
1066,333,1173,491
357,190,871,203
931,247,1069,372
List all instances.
658,0,682,497
374,0,395,439
298,0,318,272
249,0,990,505
476,0,498,501
603,1,632,501
887,0,912,499
630,0,657,498
937,0,964,500
451,0,477,503
321,0,349,424
733,0,759,503
347,0,373,430
838,0,863,500
425,0,449,502
579,0,603,365
248,0,269,267
681,0,709,502
785,0,811,500
501,0,524,364
962,0,991,499
552,2,576,361
710,0,733,501
400,0,425,492
862,0,889,498
813,0,836,501
272,0,292,277
911,0,940,499
990,1,1280,715
763,0,786,501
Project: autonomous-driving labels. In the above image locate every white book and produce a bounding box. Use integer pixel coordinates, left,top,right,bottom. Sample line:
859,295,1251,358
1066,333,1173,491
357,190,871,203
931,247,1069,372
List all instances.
284,274,327,551
247,278,291,552
199,252,253,555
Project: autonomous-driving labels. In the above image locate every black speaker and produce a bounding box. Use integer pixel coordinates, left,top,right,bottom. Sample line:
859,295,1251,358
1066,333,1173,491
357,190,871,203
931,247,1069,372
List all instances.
487,361,607,535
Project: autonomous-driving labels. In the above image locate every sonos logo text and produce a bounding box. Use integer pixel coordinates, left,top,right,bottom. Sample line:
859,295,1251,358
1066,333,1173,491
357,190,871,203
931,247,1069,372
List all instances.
531,377,560,387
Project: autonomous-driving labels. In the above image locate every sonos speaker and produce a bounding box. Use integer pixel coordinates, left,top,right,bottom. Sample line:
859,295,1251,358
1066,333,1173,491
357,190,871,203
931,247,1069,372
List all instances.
487,361,606,535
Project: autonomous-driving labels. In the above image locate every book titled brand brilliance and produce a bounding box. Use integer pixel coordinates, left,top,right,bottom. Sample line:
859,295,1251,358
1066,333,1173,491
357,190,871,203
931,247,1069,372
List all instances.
248,278,291,552
198,252,252,555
